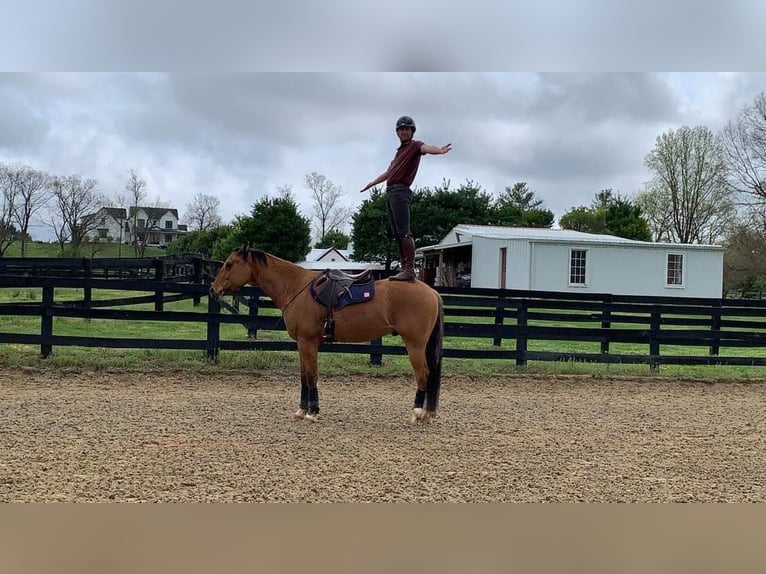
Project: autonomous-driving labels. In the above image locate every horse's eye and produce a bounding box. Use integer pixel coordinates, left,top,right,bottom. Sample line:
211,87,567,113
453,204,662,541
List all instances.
225,262,232,269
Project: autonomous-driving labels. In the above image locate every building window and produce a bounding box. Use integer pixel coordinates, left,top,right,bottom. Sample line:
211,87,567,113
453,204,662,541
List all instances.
98,228,108,239
569,249,587,285
137,218,146,228
165,234,173,244
666,253,684,286
165,220,173,229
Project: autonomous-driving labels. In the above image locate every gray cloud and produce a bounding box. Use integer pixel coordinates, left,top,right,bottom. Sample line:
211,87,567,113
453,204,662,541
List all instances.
2,73,766,242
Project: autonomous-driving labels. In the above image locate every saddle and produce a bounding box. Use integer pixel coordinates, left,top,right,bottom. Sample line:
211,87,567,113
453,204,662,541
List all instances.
309,268,375,343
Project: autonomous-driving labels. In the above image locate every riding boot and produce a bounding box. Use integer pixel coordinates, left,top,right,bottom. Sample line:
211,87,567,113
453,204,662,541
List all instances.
389,235,416,281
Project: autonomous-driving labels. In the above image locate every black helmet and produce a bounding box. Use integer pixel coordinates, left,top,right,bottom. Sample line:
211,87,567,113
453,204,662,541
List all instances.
395,115,416,133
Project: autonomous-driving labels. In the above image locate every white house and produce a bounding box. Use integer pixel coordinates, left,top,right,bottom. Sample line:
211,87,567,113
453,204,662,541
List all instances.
297,246,386,276
87,207,129,243
86,206,188,247
417,224,725,298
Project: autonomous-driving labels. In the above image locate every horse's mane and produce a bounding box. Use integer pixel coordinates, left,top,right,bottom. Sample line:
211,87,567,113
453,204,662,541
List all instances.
236,246,268,266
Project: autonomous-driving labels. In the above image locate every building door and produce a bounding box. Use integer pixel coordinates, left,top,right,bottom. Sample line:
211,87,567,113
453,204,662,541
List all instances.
499,247,507,289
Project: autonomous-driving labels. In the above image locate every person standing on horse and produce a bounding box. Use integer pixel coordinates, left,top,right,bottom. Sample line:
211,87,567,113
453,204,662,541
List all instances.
360,115,452,281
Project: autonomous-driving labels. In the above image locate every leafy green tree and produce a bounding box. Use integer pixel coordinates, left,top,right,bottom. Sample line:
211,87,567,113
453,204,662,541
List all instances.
559,206,610,234
212,191,311,262
492,182,554,227
350,187,397,270
314,229,350,249
723,223,766,294
559,189,651,240
411,179,494,247
603,197,651,241
166,225,232,258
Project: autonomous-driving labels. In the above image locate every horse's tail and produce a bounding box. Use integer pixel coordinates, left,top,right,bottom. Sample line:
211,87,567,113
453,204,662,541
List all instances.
425,295,444,413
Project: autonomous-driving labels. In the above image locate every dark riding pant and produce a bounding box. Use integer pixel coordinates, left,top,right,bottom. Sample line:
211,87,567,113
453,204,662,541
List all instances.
386,185,413,240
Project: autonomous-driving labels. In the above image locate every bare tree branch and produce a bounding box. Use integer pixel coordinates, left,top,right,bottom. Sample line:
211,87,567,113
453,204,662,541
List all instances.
304,172,352,243
185,192,222,231
45,175,104,252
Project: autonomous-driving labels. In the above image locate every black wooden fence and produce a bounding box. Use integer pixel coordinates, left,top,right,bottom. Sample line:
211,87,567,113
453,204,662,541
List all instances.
2,256,766,368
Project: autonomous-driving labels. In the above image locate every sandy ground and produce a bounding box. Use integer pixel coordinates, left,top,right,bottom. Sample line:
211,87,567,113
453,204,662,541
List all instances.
1,366,765,502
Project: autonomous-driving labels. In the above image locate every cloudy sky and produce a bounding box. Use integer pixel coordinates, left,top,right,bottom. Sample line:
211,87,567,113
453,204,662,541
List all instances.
2,72,766,241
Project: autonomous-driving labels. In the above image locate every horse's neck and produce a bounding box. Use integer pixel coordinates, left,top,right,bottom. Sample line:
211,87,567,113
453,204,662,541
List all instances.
255,256,314,309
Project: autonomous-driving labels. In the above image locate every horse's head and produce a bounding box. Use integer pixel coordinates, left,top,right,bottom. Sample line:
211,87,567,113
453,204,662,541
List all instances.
209,245,260,301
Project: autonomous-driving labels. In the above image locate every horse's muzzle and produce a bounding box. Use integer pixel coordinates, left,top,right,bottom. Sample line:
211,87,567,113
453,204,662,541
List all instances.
209,286,221,302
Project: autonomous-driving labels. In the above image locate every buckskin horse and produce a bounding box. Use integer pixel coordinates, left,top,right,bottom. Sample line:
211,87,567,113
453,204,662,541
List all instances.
209,247,444,424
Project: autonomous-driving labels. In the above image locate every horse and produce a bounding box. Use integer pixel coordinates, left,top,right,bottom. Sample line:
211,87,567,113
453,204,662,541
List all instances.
209,246,444,424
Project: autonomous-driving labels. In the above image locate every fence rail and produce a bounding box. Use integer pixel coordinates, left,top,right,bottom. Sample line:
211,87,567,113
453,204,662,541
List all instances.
2,256,766,368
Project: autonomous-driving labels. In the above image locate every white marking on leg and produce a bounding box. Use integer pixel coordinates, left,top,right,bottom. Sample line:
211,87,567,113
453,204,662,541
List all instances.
294,408,307,420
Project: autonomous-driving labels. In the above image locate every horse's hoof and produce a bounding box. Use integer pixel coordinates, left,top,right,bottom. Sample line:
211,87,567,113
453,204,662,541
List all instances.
293,408,307,420
409,408,425,425
304,413,318,423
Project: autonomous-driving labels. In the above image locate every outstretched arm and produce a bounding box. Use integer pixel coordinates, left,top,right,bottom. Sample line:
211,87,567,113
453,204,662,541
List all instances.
360,170,388,193
421,143,452,155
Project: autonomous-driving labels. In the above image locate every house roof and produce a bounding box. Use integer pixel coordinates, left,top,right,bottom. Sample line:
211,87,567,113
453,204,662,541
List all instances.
102,207,127,220
128,207,179,220
298,246,385,271
419,224,723,252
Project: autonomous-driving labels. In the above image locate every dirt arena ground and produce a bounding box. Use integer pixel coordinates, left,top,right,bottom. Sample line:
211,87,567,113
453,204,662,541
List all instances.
1,366,764,502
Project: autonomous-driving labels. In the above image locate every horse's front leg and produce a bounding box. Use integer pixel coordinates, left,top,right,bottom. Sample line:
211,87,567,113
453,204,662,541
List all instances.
293,338,320,422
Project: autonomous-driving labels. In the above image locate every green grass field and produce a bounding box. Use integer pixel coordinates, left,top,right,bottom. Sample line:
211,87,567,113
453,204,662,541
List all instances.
2,284,766,379
2,240,166,258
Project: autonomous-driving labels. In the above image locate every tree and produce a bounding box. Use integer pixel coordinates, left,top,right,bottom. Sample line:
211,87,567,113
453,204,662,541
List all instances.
559,206,610,234
722,221,766,294
166,225,232,259
602,194,652,242
642,125,734,243
492,182,554,227
304,172,351,244
0,164,19,256
411,179,495,247
720,92,766,205
350,187,398,270
185,192,222,232
314,229,350,249
121,169,148,257
559,189,650,240
2,164,50,256
214,188,311,262
46,175,104,252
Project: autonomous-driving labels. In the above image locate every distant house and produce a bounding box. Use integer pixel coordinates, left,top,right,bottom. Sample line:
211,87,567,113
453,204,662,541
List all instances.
84,206,187,247
86,207,129,243
417,224,724,298
297,246,386,277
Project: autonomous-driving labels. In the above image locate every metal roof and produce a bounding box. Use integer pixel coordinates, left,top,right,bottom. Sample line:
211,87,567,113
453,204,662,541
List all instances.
419,225,723,252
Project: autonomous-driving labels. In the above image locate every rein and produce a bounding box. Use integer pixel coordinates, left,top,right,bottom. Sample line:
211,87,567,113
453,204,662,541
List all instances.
280,277,314,319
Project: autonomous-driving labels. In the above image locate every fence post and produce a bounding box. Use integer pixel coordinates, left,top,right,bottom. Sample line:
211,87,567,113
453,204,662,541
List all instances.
247,293,260,339
83,258,92,322
369,338,383,366
516,300,528,366
192,257,202,307
493,294,505,347
40,285,54,358
709,299,722,357
601,294,612,354
154,259,164,311
206,293,221,362
649,310,661,372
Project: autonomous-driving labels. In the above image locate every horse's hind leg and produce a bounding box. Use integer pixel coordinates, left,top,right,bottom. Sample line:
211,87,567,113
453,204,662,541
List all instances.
404,342,431,425
294,339,320,422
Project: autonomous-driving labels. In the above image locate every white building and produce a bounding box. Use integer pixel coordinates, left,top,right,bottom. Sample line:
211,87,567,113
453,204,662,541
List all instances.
297,246,385,275
418,225,724,298
85,207,187,247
